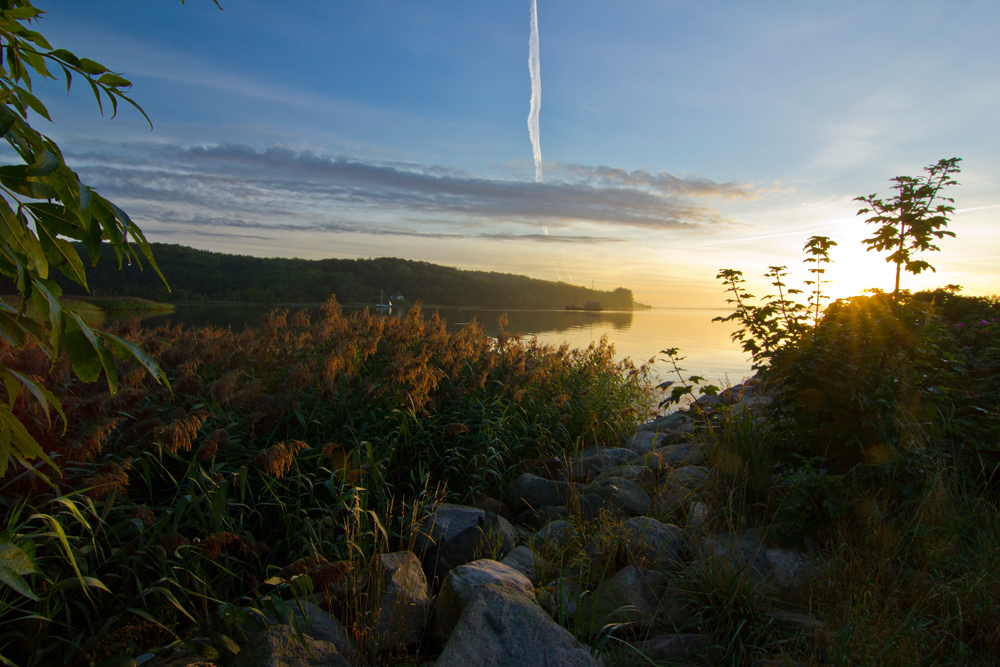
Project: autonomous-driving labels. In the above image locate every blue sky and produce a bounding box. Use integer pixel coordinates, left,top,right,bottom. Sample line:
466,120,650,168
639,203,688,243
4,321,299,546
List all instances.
25,0,1000,306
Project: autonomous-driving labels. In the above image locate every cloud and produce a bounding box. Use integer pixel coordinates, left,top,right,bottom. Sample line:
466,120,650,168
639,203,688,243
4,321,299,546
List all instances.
65,142,757,238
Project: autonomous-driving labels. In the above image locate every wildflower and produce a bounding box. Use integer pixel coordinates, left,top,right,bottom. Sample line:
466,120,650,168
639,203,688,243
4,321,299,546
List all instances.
956,323,964,328
981,320,989,326
200,532,270,561
155,411,208,453
80,459,132,500
134,505,155,524
197,429,230,461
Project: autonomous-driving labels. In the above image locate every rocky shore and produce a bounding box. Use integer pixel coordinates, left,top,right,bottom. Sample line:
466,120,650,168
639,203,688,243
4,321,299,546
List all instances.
147,381,823,667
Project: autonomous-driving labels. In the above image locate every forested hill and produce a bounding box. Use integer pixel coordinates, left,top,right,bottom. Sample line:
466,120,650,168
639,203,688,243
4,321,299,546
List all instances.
50,243,637,310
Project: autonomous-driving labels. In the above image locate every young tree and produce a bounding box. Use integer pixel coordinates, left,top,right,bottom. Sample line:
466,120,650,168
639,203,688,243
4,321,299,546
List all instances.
856,157,962,300
0,1,169,476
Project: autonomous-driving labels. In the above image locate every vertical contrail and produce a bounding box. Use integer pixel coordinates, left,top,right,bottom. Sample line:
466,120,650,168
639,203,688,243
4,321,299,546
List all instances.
528,0,542,182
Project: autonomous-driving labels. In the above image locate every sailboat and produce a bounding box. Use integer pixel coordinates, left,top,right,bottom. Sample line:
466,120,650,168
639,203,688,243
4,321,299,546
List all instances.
376,289,392,311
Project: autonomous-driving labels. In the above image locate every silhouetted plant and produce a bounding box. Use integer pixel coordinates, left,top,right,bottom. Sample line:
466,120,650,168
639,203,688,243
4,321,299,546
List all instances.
857,157,962,300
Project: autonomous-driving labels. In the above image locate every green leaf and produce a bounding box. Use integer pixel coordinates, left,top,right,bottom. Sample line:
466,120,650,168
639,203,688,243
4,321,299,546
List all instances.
0,541,41,601
78,58,108,76
0,105,18,137
0,406,56,477
3,367,66,431
98,331,171,394
96,73,131,88
37,224,88,287
24,149,59,177
49,49,82,68
64,311,119,392
0,164,56,200
0,199,47,278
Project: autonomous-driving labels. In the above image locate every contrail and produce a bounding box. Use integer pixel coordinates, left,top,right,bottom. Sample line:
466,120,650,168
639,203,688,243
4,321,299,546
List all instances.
528,0,542,182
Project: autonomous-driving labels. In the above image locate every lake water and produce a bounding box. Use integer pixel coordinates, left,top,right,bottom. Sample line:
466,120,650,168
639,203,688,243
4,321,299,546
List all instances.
136,303,752,389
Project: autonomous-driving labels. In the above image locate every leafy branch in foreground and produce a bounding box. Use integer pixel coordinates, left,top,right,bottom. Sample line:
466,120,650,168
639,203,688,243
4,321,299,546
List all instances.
0,1,169,477
857,157,962,300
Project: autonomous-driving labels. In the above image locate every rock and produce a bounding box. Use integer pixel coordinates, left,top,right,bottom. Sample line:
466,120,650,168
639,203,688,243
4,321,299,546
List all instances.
765,547,818,588
435,586,599,667
506,474,583,512
615,517,687,571
230,600,357,662
694,528,770,582
416,504,515,587
578,492,628,523
473,494,517,523
583,477,652,516
531,520,578,549
537,577,586,621
516,505,571,531
637,412,690,433
575,565,672,637
362,551,431,649
593,464,651,484
231,625,351,667
635,634,716,662
688,502,711,530
433,559,535,647
731,396,773,414
647,442,706,472
500,545,539,584
568,448,641,483
655,485,699,516
768,609,827,632
481,513,517,560
624,430,667,454
666,465,711,489
414,503,486,556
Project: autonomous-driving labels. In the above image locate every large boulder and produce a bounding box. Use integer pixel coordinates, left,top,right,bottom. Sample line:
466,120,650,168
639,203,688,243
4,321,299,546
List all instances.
531,519,579,550
231,625,351,667
500,545,539,584
624,430,666,454
434,586,599,667
583,477,652,516
506,474,583,512
567,447,642,483
574,565,678,638
432,559,535,646
516,505,571,530
615,517,688,571
416,504,515,587
647,442,706,472
637,412,690,433
361,551,431,649
693,527,816,590
230,600,357,662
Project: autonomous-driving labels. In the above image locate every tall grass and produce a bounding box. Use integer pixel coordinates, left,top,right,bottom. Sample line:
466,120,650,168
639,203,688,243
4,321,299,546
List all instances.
0,299,653,666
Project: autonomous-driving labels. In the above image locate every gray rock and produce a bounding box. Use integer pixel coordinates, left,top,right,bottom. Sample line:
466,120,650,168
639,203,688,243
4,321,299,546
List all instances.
583,477,652,516
506,473,583,512
615,517,687,571
625,430,667,454
647,442,706,472
655,485,699,516
531,520,579,549
687,502,711,530
414,503,486,556
516,505,571,531
231,600,357,662
433,559,535,647
593,464,651,484
637,412,690,433
765,547,818,588
575,565,670,637
500,545,538,584
362,551,431,649
435,586,599,667
416,504,516,586
694,528,771,582
666,465,711,489
731,396,773,414
568,448,642,483
231,625,351,667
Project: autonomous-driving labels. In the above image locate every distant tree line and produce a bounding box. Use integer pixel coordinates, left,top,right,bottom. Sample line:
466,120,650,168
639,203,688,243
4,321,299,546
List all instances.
35,243,638,310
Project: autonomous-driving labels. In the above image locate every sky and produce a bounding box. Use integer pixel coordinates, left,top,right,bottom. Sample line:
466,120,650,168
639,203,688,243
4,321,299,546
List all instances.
20,0,1000,307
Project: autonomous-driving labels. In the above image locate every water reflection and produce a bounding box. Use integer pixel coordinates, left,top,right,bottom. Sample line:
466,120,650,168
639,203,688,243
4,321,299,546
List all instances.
130,302,750,386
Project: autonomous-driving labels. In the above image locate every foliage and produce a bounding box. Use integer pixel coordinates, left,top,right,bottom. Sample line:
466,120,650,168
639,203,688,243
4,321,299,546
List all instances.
714,235,837,369
0,302,653,665
0,1,168,477
655,346,718,410
40,242,642,310
857,157,962,299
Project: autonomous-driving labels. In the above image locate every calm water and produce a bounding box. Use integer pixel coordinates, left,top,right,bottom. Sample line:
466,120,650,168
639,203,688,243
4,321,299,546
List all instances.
136,303,752,388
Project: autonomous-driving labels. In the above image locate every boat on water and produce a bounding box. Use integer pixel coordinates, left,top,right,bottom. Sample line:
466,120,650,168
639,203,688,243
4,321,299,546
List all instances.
565,301,603,312
376,289,392,311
